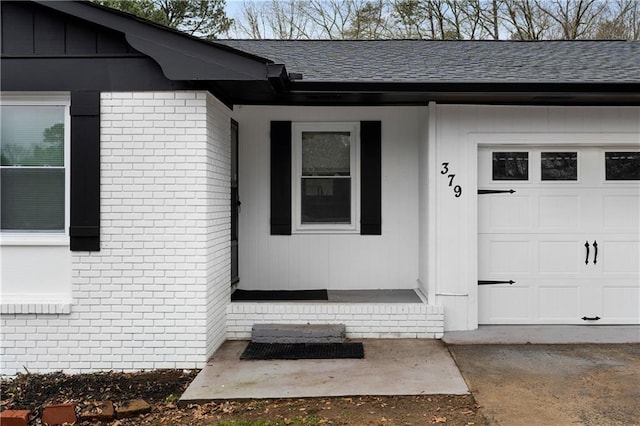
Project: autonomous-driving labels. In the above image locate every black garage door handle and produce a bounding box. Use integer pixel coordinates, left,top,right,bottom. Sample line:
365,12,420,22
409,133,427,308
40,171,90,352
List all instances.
584,241,590,264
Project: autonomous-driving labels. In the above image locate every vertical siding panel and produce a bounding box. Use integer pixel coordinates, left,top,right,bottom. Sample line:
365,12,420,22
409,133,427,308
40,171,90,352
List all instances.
66,22,97,54
34,11,65,55
2,3,35,54
233,106,422,291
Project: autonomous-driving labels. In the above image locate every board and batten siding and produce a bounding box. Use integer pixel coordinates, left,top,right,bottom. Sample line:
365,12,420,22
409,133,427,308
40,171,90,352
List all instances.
232,106,426,291
0,91,231,375
431,105,640,331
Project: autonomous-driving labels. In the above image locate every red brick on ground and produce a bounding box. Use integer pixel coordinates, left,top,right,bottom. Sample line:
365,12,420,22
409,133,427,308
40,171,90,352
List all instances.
41,403,77,425
78,400,115,422
115,399,151,419
0,410,32,426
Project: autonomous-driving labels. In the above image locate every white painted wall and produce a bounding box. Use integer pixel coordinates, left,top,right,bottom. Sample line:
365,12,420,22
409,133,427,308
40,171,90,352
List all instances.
204,93,232,358
0,246,71,310
431,105,640,331
232,106,426,291
0,91,232,374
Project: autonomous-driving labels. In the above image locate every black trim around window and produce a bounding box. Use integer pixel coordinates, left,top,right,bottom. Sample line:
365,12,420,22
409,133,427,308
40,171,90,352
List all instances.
69,91,100,251
270,120,382,236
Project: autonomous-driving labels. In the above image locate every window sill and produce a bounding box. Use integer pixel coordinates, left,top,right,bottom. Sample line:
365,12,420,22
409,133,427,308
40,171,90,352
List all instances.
293,227,360,235
0,234,69,246
1,299,72,315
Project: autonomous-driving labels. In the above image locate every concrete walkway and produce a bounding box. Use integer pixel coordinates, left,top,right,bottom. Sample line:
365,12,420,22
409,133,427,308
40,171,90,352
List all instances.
180,339,468,403
443,325,640,345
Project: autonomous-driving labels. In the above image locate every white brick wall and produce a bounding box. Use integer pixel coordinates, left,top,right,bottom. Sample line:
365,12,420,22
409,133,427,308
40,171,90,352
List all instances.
204,93,231,358
226,303,444,339
0,91,232,375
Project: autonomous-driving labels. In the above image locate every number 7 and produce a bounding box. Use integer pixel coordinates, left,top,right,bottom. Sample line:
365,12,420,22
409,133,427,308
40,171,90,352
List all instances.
448,174,455,186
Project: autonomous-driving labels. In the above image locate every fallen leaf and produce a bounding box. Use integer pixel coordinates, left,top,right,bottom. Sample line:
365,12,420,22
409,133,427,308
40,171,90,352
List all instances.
431,415,447,423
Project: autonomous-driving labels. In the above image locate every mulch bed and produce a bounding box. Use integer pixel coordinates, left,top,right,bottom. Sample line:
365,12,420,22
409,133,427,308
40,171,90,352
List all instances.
1,369,199,409
1,370,488,425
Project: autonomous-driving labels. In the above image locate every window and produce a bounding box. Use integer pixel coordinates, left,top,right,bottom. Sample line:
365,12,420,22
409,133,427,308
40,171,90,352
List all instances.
292,123,359,232
541,152,577,181
492,152,528,181
605,152,640,180
1,94,70,236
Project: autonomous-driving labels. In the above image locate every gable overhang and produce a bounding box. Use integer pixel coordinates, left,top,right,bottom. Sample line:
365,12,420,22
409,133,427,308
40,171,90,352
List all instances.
27,1,290,103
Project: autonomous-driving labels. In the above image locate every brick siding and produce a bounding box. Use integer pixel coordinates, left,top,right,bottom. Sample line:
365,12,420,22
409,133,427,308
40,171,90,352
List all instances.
0,91,231,374
227,303,444,339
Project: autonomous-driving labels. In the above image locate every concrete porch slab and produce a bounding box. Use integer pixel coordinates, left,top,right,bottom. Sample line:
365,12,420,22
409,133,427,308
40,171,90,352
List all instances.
442,325,640,345
180,339,468,402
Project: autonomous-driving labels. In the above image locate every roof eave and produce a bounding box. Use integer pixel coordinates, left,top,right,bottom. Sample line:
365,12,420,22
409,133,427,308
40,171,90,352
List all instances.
33,1,277,82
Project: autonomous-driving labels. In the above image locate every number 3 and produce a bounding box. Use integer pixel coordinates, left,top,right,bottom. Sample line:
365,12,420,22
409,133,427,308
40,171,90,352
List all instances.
441,162,449,174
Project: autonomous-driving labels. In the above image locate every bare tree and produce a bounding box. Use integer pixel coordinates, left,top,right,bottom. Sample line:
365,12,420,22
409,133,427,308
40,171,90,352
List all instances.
503,0,552,39
595,0,640,40
265,0,313,39
306,0,360,39
234,0,266,38
228,0,635,40
345,0,393,38
474,0,504,39
537,0,608,39
392,0,428,38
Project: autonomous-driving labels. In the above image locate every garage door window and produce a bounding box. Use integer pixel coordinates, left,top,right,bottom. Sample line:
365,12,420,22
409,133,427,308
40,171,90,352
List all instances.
492,152,528,180
541,152,577,181
605,152,640,180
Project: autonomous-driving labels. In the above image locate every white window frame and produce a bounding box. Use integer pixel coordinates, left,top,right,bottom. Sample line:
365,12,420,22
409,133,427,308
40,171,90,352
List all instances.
0,92,71,246
292,122,360,233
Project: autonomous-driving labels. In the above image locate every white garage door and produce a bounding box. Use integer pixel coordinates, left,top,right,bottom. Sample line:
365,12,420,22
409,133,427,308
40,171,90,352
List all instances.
478,147,640,324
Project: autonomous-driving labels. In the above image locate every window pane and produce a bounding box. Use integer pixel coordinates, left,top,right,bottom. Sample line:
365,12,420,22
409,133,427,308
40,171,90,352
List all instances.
1,169,65,231
541,152,577,181
302,131,350,176
605,152,640,180
301,178,350,223
1,105,64,167
492,152,528,180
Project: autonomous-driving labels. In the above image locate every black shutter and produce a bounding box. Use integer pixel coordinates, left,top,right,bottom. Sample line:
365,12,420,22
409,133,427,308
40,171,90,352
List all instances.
270,121,292,235
360,121,382,235
69,91,100,251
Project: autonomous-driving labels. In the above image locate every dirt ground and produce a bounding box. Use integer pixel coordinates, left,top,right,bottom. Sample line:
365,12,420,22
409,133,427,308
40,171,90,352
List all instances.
449,344,640,426
1,370,486,425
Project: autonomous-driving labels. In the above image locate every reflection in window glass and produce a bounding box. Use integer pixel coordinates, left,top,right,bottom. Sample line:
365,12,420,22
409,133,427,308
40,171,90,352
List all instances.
492,152,529,180
300,131,352,224
605,152,640,180
302,132,350,176
1,105,66,232
541,152,577,181
301,178,351,223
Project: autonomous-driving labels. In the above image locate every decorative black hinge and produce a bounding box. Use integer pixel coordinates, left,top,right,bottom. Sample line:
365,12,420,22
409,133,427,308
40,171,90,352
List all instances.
478,189,516,195
478,280,515,285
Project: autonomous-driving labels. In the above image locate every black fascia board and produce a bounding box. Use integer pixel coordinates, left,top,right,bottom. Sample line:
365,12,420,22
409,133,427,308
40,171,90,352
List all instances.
289,81,640,95
32,1,277,82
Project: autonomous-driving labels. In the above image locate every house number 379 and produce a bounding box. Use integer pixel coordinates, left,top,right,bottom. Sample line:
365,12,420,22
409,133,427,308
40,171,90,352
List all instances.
441,162,463,198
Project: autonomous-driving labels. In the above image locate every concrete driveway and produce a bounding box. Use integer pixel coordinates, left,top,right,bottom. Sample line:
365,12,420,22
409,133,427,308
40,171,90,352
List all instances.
449,344,640,425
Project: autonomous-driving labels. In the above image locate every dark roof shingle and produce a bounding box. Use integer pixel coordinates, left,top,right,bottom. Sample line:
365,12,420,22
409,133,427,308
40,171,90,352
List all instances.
217,40,640,84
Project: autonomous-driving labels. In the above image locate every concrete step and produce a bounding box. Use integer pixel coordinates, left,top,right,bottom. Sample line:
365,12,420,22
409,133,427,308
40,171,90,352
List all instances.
251,323,346,344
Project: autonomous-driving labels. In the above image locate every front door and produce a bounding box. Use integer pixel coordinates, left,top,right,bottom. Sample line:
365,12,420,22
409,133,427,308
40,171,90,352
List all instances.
478,146,640,324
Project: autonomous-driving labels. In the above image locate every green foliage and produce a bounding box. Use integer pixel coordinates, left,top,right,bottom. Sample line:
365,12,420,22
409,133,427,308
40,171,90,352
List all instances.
93,0,233,39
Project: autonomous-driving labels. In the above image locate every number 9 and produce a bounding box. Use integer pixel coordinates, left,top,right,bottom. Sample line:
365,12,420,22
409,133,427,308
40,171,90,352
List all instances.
454,185,462,198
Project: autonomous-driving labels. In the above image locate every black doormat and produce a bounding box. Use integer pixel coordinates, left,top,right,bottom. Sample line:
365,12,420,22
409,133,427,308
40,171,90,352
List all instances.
231,289,328,301
240,342,364,360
